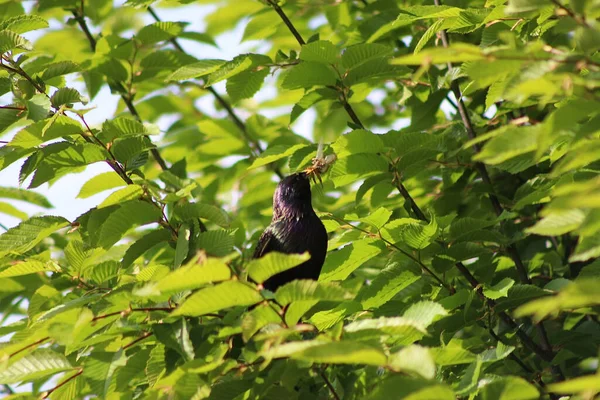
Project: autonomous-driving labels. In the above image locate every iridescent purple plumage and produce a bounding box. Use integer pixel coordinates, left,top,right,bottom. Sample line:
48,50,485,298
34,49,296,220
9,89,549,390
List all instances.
252,172,328,291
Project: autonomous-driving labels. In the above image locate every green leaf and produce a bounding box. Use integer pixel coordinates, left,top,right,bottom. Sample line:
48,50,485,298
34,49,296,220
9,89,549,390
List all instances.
0,201,28,220
226,68,269,103
329,153,388,187
97,185,144,209
166,59,226,81
122,229,172,268
478,376,539,400
381,216,439,250
97,200,161,249
506,0,548,13
344,317,427,345
345,58,410,86
248,144,308,170
9,115,82,149
206,54,270,86
41,61,81,81
474,125,539,165
341,43,394,69
0,15,48,34
357,261,421,309
0,349,72,384
0,186,52,207
111,136,155,166
0,216,69,257
391,43,484,65
365,376,455,400
197,229,236,257
331,129,384,158
280,62,337,90
267,340,387,366
25,94,51,121
387,345,436,379
319,239,381,282
299,40,338,64
0,29,33,53
483,278,515,300
248,252,310,284
547,374,600,394
77,172,125,198
137,259,231,296
137,21,186,45
172,281,262,316
0,259,59,278
526,209,585,236
403,301,448,328
173,203,230,227
275,280,351,305
242,11,280,41
50,87,87,108
242,303,281,341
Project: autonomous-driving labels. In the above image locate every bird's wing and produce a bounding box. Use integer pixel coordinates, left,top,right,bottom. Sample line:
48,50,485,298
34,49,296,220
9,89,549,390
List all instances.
252,225,284,258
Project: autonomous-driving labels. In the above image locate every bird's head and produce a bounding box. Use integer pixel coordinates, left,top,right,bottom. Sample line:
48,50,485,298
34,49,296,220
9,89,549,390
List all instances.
274,172,312,207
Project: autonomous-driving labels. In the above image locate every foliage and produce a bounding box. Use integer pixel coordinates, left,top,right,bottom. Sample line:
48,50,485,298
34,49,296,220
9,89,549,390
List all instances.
0,0,600,399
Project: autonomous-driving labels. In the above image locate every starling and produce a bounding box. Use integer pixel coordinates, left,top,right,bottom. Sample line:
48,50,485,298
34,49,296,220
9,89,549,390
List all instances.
253,171,328,292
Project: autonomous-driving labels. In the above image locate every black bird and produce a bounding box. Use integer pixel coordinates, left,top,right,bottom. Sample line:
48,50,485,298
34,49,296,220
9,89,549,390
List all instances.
253,172,328,292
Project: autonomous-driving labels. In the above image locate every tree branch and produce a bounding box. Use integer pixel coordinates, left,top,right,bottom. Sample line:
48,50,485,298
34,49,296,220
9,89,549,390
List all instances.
71,10,168,171
432,0,560,377
319,366,341,400
41,369,83,399
147,6,283,179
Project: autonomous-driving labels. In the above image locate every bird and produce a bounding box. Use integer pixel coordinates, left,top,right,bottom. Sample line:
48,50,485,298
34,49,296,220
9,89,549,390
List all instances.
252,171,329,292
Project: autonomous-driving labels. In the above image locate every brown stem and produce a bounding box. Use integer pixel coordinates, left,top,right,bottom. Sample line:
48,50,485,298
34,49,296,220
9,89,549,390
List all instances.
266,0,306,45
9,337,50,358
41,369,83,399
319,366,340,400
122,331,153,350
71,10,168,171
550,0,590,28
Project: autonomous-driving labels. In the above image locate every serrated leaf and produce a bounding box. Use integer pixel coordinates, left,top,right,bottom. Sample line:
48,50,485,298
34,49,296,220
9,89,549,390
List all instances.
267,340,387,366
329,153,388,187
97,185,144,209
0,259,59,278
0,15,48,34
242,303,281,342
137,259,231,296
387,345,436,379
320,240,381,282
0,216,69,257
197,229,236,257
97,200,161,249
331,129,385,158
478,376,539,400
248,143,308,170
137,21,186,45
41,61,81,81
299,40,338,64
275,280,351,305
0,349,72,384
381,216,439,249
226,68,269,103
0,186,52,207
357,261,421,309
172,281,261,316
122,229,172,268
281,62,337,90
166,59,226,81
77,172,126,198
526,209,585,236
391,43,484,65
344,317,427,345
403,301,448,328
206,54,270,86
345,57,410,86
366,376,455,400
173,203,230,228
0,29,33,53
483,278,515,300
341,43,394,69
9,115,82,149
248,252,310,284
50,87,87,108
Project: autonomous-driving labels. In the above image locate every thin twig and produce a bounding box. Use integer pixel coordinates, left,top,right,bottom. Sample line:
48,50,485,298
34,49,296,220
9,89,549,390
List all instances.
328,213,453,294
9,337,50,358
41,369,83,399
550,0,590,28
266,0,306,45
319,366,341,400
71,10,168,171
122,331,153,350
